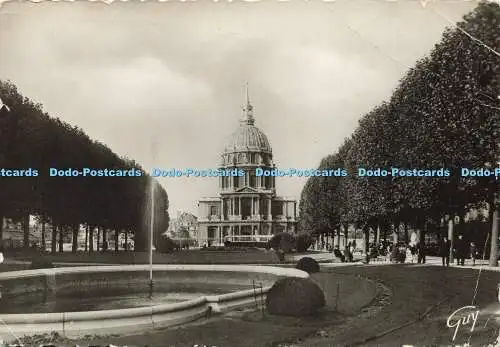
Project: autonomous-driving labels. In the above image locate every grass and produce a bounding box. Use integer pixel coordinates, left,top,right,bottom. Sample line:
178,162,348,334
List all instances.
6,248,281,265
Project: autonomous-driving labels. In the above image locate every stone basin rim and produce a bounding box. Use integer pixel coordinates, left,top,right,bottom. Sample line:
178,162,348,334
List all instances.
0,264,309,280
0,264,308,322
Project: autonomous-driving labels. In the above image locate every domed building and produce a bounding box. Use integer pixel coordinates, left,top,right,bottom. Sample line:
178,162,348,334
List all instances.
197,87,297,247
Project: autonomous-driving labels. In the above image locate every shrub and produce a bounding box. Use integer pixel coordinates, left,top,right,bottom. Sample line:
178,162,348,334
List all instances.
296,233,313,252
266,277,325,317
30,258,53,269
155,236,180,253
296,257,320,273
268,232,296,253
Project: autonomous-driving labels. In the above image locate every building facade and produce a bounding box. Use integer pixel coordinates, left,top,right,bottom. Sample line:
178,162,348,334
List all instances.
197,88,297,246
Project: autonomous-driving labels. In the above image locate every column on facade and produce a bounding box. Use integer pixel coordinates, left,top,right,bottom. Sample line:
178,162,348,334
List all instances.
267,198,272,219
256,198,260,217
282,201,286,217
238,198,242,218
221,199,225,220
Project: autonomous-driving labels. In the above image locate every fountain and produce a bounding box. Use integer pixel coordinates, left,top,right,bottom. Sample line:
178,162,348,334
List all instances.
0,265,308,341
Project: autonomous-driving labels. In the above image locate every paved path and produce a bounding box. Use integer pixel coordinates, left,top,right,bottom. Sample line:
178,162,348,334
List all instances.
304,264,500,347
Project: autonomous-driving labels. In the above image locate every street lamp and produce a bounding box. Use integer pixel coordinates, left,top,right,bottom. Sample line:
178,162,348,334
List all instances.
149,141,158,298
149,178,154,297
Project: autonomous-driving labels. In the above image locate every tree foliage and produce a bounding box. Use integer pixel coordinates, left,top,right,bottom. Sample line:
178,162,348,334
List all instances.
0,80,170,251
298,2,499,246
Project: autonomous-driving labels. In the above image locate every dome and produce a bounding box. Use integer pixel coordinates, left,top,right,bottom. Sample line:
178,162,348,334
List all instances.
224,84,272,154
225,124,272,153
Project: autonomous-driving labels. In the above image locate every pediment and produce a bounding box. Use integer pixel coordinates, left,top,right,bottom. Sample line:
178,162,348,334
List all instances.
235,186,259,193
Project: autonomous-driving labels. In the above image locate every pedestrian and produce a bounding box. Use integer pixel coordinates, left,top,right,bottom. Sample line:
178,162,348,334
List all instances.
344,243,352,262
470,242,477,266
454,235,467,266
417,241,426,264
409,244,417,263
438,236,451,266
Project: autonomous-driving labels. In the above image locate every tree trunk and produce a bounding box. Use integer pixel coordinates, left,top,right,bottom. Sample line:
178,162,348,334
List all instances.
102,228,107,251
363,225,369,254
23,213,30,249
89,226,94,252
58,225,64,252
85,225,89,252
72,224,78,253
448,217,455,263
41,220,46,252
489,198,498,267
344,223,348,245
0,214,3,248
97,227,101,251
51,224,57,254
115,229,119,252
404,221,409,243
337,229,341,247
393,221,400,244
125,231,128,251
376,222,381,245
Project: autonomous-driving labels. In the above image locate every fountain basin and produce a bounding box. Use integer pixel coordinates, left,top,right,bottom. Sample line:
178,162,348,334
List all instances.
0,264,308,340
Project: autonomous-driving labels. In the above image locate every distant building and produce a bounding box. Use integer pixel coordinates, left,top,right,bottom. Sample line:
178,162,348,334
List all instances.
167,211,198,239
197,86,297,246
1,217,42,248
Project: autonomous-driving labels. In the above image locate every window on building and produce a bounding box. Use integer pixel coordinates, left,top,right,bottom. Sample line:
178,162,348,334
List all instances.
264,176,270,189
249,172,256,187
272,201,282,217
210,206,217,216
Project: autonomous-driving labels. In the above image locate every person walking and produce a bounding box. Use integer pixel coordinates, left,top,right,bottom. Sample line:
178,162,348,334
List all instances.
417,241,426,264
470,242,477,266
454,235,467,266
439,236,451,266
410,244,417,263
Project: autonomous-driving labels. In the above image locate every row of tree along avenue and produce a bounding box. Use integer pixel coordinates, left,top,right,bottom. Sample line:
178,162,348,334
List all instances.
299,2,500,265
0,80,169,253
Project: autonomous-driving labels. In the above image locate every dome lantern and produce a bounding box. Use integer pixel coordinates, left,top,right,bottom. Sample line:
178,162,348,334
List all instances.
224,83,272,154
240,82,255,126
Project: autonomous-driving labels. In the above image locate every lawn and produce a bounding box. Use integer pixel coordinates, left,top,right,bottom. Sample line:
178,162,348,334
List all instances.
5,248,282,265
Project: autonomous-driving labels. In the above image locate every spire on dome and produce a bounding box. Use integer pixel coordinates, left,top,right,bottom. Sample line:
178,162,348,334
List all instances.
240,82,255,126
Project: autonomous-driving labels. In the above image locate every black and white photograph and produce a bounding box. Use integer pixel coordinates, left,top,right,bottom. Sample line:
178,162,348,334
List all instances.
0,0,499,346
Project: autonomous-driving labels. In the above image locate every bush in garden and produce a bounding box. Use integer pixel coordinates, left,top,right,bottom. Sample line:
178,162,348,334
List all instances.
30,258,54,269
296,256,320,273
155,236,180,253
296,233,313,252
268,232,296,253
266,277,325,317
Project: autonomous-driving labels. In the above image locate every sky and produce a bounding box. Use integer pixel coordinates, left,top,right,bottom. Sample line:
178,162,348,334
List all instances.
0,0,478,217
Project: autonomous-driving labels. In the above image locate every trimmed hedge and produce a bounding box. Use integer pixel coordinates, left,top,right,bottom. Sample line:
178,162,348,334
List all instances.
296,233,313,252
296,256,320,273
155,236,180,253
30,258,54,269
266,277,325,316
268,232,296,253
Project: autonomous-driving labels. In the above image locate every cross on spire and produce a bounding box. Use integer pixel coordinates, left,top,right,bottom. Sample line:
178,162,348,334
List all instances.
241,81,254,125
